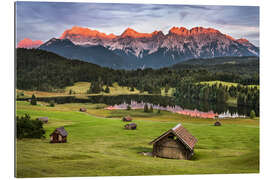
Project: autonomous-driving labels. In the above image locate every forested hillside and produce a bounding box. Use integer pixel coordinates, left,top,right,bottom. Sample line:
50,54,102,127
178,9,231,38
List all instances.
16,48,259,92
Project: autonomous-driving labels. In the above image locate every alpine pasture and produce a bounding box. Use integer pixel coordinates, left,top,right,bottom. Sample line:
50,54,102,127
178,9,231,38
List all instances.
16,101,259,177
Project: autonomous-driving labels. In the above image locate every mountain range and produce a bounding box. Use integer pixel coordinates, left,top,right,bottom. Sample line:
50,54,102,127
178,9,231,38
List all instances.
21,26,259,69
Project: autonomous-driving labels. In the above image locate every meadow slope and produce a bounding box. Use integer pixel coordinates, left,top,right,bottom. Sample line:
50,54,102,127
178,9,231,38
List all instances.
16,101,259,177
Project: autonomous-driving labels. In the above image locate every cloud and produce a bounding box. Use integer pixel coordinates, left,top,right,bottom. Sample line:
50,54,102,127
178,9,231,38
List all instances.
181,5,213,10
15,2,259,46
179,12,189,20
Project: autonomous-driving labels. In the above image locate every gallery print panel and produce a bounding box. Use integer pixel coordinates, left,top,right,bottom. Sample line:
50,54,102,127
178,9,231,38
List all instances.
15,1,259,178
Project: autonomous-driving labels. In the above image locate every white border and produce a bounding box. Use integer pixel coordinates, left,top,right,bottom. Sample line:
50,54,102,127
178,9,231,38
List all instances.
1,0,269,180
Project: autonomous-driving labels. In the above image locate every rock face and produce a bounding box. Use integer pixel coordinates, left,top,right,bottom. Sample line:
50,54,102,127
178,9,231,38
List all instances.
39,26,259,69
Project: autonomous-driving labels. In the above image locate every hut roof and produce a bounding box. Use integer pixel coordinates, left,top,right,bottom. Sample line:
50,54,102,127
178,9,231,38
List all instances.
38,117,48,121
149,123,197,151
123,116,132,120
126,123,136,126
50,126,68,137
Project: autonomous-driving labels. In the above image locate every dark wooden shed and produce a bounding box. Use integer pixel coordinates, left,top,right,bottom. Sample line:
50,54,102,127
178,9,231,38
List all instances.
124,123,137,130
214,121,221,126
149,123,197,160
37,117,48,123
50,127,68,143
122,116,132,122
79,108,87,112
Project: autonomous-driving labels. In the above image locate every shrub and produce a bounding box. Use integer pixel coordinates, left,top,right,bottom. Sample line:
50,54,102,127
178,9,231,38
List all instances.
49,100,55,107
30,94,37,105
157,109,161,114
144,104,149,112
149,105,153,113
104,86,110,93
250,110,256,119
17,91,24,98
127,105,131,110
16,114,45,139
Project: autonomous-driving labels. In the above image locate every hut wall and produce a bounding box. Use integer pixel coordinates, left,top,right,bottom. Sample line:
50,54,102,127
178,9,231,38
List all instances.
50,133,67,143
153,134,189,159
58,135,62,142
62,136,67,143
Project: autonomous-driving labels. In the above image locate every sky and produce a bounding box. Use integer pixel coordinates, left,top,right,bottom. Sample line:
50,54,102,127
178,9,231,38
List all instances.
16,1,259,46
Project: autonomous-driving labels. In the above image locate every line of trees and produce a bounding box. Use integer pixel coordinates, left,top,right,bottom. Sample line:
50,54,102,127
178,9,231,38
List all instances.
174,80,229,103
174,80,259,110
17,48,259,94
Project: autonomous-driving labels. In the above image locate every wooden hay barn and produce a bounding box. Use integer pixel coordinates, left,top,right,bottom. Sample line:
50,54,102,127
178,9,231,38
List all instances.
37,117,48,123
122,116,132,122
149,123,197,160
50,127,68,143
124,123,137,130
214,121,222,126
79,108,87,112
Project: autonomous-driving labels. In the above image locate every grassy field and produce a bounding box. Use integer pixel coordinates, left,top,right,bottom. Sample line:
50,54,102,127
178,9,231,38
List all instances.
199,80,260,89
16,82,176,99
16,101,259,177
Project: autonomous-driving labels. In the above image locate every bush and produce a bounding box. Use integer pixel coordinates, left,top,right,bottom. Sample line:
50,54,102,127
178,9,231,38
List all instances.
30,94,37,105
127,105,131,110
144,104,149,112
69,89,73,95
17,91,24,98
157,109,161,114
16,114,45,139
104,86,110,93
49,100,55,107
250,110,256,119
149,105,153,113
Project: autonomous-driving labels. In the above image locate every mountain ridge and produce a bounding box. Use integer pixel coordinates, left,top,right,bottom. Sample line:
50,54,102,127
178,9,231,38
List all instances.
37,26,259,69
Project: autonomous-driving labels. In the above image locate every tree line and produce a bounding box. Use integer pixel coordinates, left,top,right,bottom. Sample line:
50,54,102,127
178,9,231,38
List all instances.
174,80,259,110
17,48,259,110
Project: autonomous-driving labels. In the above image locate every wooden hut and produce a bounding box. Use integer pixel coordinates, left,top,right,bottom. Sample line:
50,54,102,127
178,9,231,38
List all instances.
50,127,68,143
79,108,87,112
124,123,137,130
214,121,222,126
122,116,132,122
149,123,197,160
37,117,48,123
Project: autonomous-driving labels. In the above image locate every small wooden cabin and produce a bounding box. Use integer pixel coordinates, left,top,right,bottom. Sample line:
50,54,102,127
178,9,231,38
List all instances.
50,127,68,143
79,108,87,112
149,124,197,160
38,117,48,123
122,116,132,122
124,123,137,130
214,121,222,126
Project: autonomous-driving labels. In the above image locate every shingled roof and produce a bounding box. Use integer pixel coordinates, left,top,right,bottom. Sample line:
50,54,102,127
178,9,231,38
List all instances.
149,123,197,151
50,126,68,137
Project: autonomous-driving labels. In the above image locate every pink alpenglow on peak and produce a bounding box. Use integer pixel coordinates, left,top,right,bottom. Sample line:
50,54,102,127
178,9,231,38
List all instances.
17,38,43,49
61,26,164,40
236,38,250,44
120,28,162,38
60,26,117,39
169,26,221,36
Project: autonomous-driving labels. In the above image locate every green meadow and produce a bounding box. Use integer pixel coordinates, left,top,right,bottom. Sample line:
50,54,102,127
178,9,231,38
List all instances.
16,82,176,100
199,80,260,89
15,101,259,177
